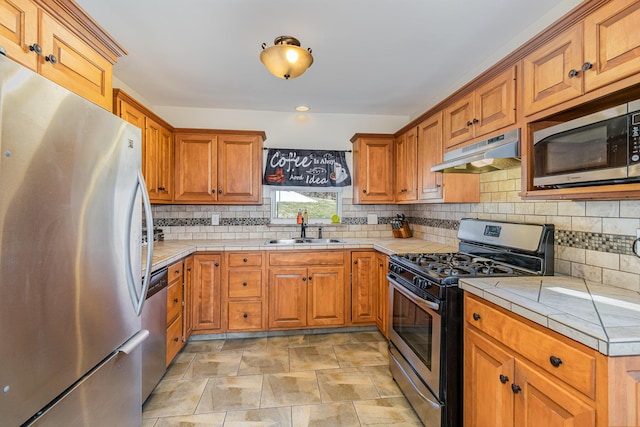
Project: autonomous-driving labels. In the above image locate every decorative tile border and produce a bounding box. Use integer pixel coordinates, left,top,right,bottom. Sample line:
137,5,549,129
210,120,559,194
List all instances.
555,230,637,256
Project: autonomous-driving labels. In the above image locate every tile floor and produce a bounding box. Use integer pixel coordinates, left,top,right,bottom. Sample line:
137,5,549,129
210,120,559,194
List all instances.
142,331,423,426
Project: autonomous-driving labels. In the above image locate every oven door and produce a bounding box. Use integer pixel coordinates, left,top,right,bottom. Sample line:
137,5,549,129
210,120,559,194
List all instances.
388,277,442,400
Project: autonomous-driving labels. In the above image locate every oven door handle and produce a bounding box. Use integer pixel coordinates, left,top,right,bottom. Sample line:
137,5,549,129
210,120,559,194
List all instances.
388,275,441,313
389,347,441,410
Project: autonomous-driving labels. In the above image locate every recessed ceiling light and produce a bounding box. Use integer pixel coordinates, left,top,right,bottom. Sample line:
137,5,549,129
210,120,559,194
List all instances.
295,105,310,112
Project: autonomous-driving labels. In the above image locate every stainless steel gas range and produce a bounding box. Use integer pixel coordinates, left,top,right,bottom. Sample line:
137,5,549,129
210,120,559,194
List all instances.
387,218,555,427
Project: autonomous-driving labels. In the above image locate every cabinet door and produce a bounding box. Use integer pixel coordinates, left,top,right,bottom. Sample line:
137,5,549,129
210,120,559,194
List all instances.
583,0,640,92
417,112,444,201
174,133,218,202
183,256,194,340
146,118,173,202
514,361,595,427
351,252,377,324
307,266,345,326
464,327,515,427
217,134,262,203
268,268,307,329
375,253,389,337
394,129,417,202
443,92,475,149
0,0,38,70
474,67,516,137
523,24,584,116
192,254,222,331
39,12,113,110
352,136,394,203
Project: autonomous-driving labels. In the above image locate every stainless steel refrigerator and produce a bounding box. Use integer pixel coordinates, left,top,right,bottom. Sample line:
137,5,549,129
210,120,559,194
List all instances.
0,52,154,426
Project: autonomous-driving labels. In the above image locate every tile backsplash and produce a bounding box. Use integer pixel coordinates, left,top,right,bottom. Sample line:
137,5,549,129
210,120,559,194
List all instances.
152,166,640,291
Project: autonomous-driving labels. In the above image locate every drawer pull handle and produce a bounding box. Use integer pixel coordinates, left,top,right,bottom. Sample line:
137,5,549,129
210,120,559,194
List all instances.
499,374,509,384
549,356,563,368
472,313,481,321
511,383,521,394
173,298,179,303
242,282,248,286
243,313,248,318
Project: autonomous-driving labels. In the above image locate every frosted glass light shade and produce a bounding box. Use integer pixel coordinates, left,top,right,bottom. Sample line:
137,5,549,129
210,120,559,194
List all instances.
260,36,313,80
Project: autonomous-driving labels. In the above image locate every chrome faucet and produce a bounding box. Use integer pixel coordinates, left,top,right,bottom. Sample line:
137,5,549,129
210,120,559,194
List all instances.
300,220,307,238
318,227,323,239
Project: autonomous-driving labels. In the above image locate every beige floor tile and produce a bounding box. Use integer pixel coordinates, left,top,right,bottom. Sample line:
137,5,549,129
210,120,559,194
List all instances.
266,335,293,348
289,345,340,371
364,365,403,398
239,347,290,375
164,352,196,380
142,378,208,418
153,413,226,427
260,371,321,407
317,368,380,402
222,336,268,351
353,397,422,426
349,331,386,343
142,418,157,427
196,375,263,413
223,407,292,427
183,350,243,378
334,342,388,367
310,332,354,346
286,334,315,347
183,340,225,354
292,402,360,427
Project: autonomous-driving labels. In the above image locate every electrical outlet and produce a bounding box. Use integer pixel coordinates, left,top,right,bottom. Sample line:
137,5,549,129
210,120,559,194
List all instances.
211,214,220,226
367,213,378,225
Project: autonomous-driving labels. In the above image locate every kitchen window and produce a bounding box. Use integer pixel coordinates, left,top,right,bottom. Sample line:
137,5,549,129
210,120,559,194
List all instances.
270,188,342,224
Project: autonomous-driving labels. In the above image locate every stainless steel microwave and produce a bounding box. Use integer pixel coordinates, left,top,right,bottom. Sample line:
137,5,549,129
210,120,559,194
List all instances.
533,100,640,188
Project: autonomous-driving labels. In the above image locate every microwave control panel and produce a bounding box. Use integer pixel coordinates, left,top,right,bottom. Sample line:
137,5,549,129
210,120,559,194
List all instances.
631,112,640,163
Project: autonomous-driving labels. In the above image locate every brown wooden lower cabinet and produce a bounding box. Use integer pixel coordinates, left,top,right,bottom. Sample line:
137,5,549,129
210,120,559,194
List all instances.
464,292,640,427
191,253,222,333
166,260,184,366
350,251,378,324
374,253,389,337
225,252,266,331
268,251,346,329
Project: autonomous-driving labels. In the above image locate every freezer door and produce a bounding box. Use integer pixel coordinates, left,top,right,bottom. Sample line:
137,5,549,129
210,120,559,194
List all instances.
0,56,144,425
26,335,144,427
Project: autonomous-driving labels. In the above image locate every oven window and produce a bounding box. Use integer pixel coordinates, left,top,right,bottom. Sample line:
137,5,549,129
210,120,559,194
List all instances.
392,288,433,370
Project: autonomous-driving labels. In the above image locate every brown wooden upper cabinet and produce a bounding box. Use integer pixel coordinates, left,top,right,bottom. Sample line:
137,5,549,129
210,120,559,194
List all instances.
351,134,395,204
394,128,418,203
0,0,124,110
443,67,516,150
416,112,480,203
524,0,640,116
174,130,265,204
113,90,174,203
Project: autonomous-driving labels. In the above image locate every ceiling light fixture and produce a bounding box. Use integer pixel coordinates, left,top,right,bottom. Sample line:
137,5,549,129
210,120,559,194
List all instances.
260,36,313,80
295,105,310,112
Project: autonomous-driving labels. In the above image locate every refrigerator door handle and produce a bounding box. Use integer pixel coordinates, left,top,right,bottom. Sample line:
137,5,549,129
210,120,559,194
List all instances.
118,329,149,355
125,170,154,316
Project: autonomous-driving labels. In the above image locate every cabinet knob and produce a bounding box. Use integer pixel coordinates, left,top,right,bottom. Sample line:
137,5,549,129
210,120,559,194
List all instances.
243,313,248,318
511,384,521,394
568,69,579,78
29,43,42,55
187,268,191,272
472,312,481,321
211,188,216,193
379,263,384,267
466,121,473,126
45,54,57,65
243,258,248,262
173,298,179,303
499,374,509,384
308,276,312,281
242,282,247,286
173,337,179,342
354,260,358,265
549,355,563,368
215,263,219,267
472,118,479,124
302,277,307,282
362,189,367,193
218,189,223,194
175,269,180,274
582,61,593,72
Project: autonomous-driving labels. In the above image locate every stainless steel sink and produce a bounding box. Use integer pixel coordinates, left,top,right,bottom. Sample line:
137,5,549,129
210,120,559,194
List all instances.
264,238,346,245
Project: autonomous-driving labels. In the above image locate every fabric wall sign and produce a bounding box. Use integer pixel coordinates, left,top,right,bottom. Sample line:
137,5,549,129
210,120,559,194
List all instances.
263,149,351,187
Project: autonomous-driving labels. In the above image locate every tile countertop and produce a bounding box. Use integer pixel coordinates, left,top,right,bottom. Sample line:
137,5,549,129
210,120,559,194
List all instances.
460,276,640,357
141,237,455,276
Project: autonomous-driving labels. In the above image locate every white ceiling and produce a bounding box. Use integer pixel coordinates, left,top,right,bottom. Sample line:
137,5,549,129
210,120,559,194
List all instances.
77,0,581,118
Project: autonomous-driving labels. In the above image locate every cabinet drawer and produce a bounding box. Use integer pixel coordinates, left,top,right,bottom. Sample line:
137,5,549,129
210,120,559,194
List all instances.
168,261,183,284
269,250,344,266
465,294,597,399
166,314,183,366
228,301,263,331
228,252,262,267
228,270,262,298
167,282,182,324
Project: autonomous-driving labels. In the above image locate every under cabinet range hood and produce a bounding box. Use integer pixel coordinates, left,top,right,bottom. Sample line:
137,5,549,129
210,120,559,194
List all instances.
431,128,521,173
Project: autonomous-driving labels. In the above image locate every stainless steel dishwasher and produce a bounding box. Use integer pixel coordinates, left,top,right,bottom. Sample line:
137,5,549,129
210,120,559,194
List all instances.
141,268,168,403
